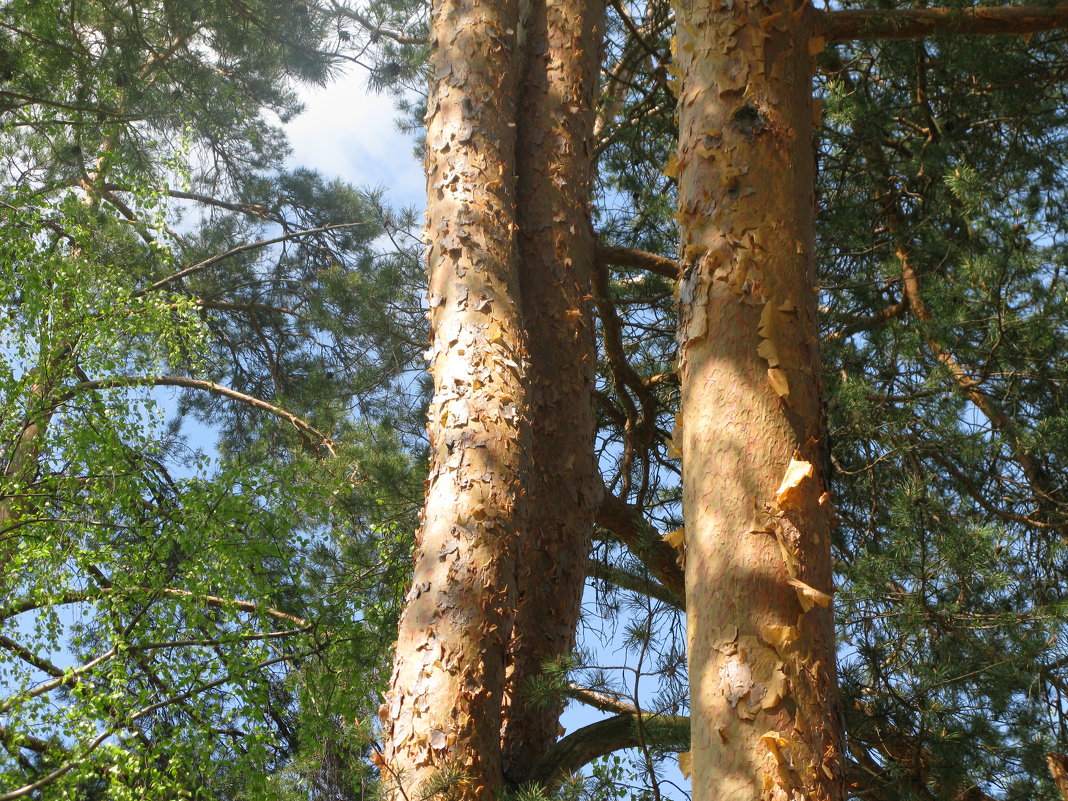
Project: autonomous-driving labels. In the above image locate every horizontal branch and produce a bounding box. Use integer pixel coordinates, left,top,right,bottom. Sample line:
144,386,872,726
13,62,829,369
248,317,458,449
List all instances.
824,296,909,342
60,375,336,457
564,683,639,715
193,298,298,316
165,189,275,220
594,244,681,280
587,560,683,609
330,2,427,45
818,3,1068,42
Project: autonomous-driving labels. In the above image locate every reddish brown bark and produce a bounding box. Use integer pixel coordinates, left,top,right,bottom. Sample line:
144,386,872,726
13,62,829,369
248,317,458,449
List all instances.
1049,753,1068,801
500,0,606,782
672,0,845,798
818,3,1068,42
377,1,528,798
381,0,608,796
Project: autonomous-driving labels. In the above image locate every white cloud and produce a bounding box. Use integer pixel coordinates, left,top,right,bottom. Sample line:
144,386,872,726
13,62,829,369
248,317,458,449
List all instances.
287,69,425,210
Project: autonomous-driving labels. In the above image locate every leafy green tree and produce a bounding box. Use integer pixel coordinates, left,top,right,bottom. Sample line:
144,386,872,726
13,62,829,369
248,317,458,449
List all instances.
0,1,424,798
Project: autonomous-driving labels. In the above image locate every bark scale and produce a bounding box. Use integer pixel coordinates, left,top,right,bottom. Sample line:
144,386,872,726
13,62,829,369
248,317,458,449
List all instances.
672,1,844,799
501,0,605,782
378,2,528,799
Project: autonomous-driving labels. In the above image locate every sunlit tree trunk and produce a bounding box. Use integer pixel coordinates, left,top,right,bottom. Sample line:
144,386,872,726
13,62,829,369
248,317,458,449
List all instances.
501,0,605,781
672,1,845,799
378,1,528,798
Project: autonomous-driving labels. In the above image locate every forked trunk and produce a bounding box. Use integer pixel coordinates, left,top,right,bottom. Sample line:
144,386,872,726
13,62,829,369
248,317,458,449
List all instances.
378,2,528,799
672,1,845,798
380,0,607,797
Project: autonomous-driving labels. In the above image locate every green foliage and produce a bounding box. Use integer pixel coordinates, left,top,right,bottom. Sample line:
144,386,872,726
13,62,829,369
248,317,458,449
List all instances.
0,1,423,799
817,22,1068,800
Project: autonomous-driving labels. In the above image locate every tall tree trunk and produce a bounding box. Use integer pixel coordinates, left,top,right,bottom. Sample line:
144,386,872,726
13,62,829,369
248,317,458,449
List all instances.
501,0,606,782
672,2,845,799
378,1,528,799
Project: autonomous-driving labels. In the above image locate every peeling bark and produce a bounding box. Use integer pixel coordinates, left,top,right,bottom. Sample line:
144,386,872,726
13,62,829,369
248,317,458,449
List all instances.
672,0,845,799
381,0,609,797
501,0,606,783
378,1,528,798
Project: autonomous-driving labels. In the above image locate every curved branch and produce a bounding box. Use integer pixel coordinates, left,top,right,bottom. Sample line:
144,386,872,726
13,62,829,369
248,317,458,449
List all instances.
527,713,689,789
59,375,336,457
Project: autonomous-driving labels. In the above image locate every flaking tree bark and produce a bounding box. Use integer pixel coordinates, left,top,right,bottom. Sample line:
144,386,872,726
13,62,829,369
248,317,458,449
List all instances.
379,0,605,798
502,0,606,783
672,1,845,799
377,1,530,798
380,0,1068,799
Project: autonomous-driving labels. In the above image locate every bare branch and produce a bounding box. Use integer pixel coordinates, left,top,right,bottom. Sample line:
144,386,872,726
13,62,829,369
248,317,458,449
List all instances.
564,683,639,715
133,221,371,297
818,3,1068,42
587,560,683,609
59,375,336,457
595,243,680,280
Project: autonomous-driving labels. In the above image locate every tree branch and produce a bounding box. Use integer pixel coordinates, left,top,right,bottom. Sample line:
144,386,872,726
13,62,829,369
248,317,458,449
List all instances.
588,560,683,609
595,244,680,280
59,375,336,457
0,586,311,628
528,713,690,789
818,3,1068,42
330,2,426,45
564,683,639,715
133,221,371,297
595,489,685,602
824,296,909,341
